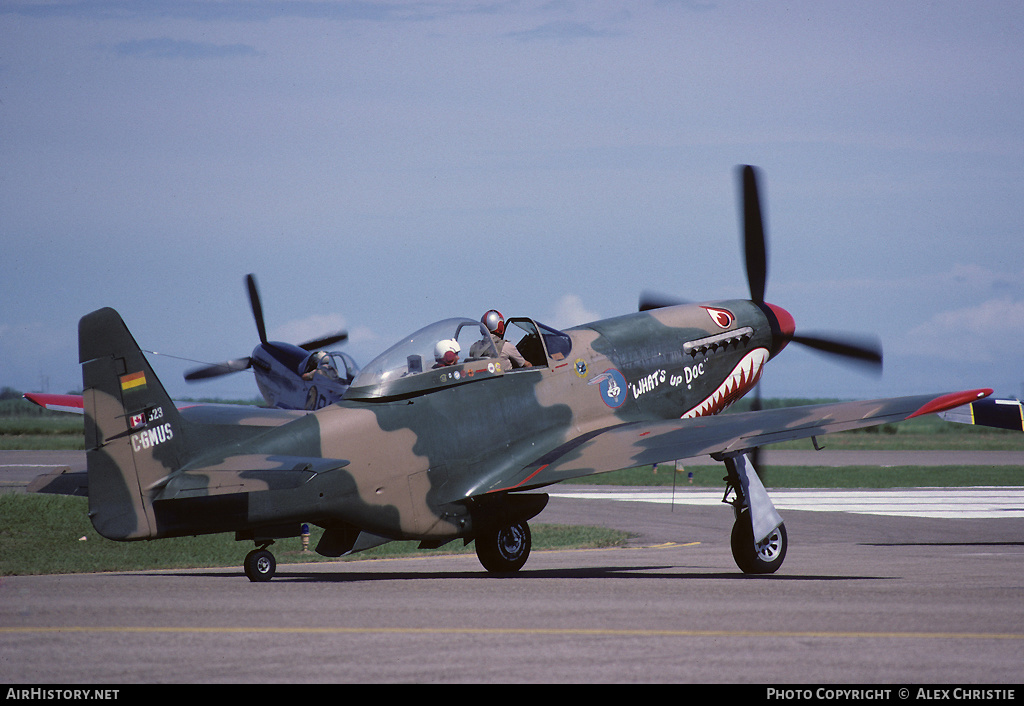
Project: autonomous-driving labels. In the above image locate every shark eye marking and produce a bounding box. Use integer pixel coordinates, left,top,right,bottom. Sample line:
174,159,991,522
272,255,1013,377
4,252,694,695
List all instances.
702,306,735,328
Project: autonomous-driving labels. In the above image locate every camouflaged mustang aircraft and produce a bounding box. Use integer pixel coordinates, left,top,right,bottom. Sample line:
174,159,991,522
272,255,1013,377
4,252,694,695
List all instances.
76,166,991,581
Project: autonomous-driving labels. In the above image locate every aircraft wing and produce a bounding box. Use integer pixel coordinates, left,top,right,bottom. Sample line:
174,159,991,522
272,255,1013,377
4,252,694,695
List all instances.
23,392,306,426
481,388,992,494
938,397,1024,431
22,393,86,414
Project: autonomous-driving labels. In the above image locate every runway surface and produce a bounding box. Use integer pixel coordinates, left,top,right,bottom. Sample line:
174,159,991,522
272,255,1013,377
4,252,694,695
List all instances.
2,479,1022,683
550,486,1024,519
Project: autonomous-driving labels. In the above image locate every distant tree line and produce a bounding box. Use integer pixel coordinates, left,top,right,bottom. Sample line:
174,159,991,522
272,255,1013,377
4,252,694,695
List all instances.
0,387,74,417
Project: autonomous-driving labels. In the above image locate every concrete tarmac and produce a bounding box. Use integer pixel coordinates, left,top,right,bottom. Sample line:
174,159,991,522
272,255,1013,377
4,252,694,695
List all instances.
2,483,1022,684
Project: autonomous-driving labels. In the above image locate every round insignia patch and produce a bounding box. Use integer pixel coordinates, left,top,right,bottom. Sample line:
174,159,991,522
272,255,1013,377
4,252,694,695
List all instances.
588,368,628,408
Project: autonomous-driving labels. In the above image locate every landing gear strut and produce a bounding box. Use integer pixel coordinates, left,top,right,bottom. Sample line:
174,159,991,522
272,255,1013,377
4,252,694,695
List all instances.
475,521,532,574
722,453,788,575
244,544,276,582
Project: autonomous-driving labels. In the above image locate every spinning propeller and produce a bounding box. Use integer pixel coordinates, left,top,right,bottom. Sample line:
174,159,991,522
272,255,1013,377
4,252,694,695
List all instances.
641,165,882,373
740,165,882,371
184,274,349,382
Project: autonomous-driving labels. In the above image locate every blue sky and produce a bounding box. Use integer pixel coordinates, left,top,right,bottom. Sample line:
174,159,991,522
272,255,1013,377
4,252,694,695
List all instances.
2,1,1023,402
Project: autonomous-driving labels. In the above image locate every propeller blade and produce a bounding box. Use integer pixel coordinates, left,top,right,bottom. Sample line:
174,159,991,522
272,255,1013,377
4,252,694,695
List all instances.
246,273,268,344
639,291,689,312
184,357,253,381
740,165,767,305
300,331,349,351
787,332,883,372
749,382,765,475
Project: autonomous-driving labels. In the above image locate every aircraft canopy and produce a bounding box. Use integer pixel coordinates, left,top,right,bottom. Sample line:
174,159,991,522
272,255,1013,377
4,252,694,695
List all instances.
345,318,503,400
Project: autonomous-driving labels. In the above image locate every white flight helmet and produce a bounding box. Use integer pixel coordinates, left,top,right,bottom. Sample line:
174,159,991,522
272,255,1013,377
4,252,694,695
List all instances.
434,338,461,365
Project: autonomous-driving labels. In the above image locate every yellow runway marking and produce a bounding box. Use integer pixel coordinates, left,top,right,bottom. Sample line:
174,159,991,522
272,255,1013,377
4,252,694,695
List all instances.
2,626,1021,640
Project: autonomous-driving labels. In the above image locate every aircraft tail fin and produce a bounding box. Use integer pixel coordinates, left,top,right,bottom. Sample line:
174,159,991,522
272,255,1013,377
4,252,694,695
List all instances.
80,308,189,540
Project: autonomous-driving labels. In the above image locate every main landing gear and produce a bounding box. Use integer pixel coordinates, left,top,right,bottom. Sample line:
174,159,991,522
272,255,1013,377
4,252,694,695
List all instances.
730,509,787,574
470,492,546,575
475,521,532,574
723,453,788,575
241,521,538,580
244,543,277,582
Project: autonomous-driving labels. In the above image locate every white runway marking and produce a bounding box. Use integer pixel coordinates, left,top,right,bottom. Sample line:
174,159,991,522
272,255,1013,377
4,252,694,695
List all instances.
548,487,1024,519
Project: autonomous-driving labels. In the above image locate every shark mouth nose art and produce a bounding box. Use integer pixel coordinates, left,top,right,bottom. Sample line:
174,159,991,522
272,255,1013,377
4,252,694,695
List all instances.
681,348,769,419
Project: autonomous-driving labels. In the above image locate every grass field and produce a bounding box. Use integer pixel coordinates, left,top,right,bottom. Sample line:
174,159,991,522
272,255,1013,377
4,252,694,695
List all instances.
0,414,84,450
0,494,630,577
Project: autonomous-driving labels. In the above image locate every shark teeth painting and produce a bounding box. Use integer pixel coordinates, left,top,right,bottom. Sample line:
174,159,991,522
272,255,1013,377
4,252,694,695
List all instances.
682,348,769,419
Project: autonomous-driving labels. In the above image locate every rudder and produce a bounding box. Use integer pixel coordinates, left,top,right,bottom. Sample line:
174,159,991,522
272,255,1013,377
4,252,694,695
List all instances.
80,308,188,540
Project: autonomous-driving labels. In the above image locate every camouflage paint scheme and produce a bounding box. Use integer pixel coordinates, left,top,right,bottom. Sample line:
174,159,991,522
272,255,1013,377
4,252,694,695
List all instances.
79,301,989,577
74,166,995,579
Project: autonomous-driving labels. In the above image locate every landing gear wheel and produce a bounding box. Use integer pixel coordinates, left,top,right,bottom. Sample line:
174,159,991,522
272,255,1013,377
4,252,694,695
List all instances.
475,521,531,574
244,548,276,582
730,510,787,575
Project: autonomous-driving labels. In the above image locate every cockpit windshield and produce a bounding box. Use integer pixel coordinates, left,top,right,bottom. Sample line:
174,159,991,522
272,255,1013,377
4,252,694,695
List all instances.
345,316,573,400
346,318,501,399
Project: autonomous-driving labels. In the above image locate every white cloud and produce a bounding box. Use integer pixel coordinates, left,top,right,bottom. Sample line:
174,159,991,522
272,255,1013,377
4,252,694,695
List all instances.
548,294,602,330
899,298,1024,361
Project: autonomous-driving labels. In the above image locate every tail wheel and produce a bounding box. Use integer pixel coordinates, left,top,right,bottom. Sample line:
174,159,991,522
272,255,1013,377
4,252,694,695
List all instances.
730,510,787,575
475,521,532,574
244,548,277,582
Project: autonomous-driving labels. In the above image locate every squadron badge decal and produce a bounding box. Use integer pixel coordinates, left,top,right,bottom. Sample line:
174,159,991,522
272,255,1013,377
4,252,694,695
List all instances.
588,368,627,408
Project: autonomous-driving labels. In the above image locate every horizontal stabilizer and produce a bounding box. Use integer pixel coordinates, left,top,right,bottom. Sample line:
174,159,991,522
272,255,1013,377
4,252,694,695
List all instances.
160,455,350,500
22,393,84,414
24,392,308,427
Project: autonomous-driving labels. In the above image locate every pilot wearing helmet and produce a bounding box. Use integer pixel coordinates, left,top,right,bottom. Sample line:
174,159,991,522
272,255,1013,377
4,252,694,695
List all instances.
432,338,461,368
470,309,532,370
301,351,340,381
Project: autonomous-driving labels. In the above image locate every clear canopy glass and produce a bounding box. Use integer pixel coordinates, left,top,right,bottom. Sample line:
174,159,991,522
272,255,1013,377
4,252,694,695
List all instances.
345,316,573,400
346,318,501,398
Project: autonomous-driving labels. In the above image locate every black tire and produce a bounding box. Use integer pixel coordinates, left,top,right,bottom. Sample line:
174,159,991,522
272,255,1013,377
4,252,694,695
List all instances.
475,521,531,574
244,548,276,582
730,510,787,575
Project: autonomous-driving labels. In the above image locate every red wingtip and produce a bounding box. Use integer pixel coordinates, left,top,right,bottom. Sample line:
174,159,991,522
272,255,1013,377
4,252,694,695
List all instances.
23,393,85,411
907,388,993,419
